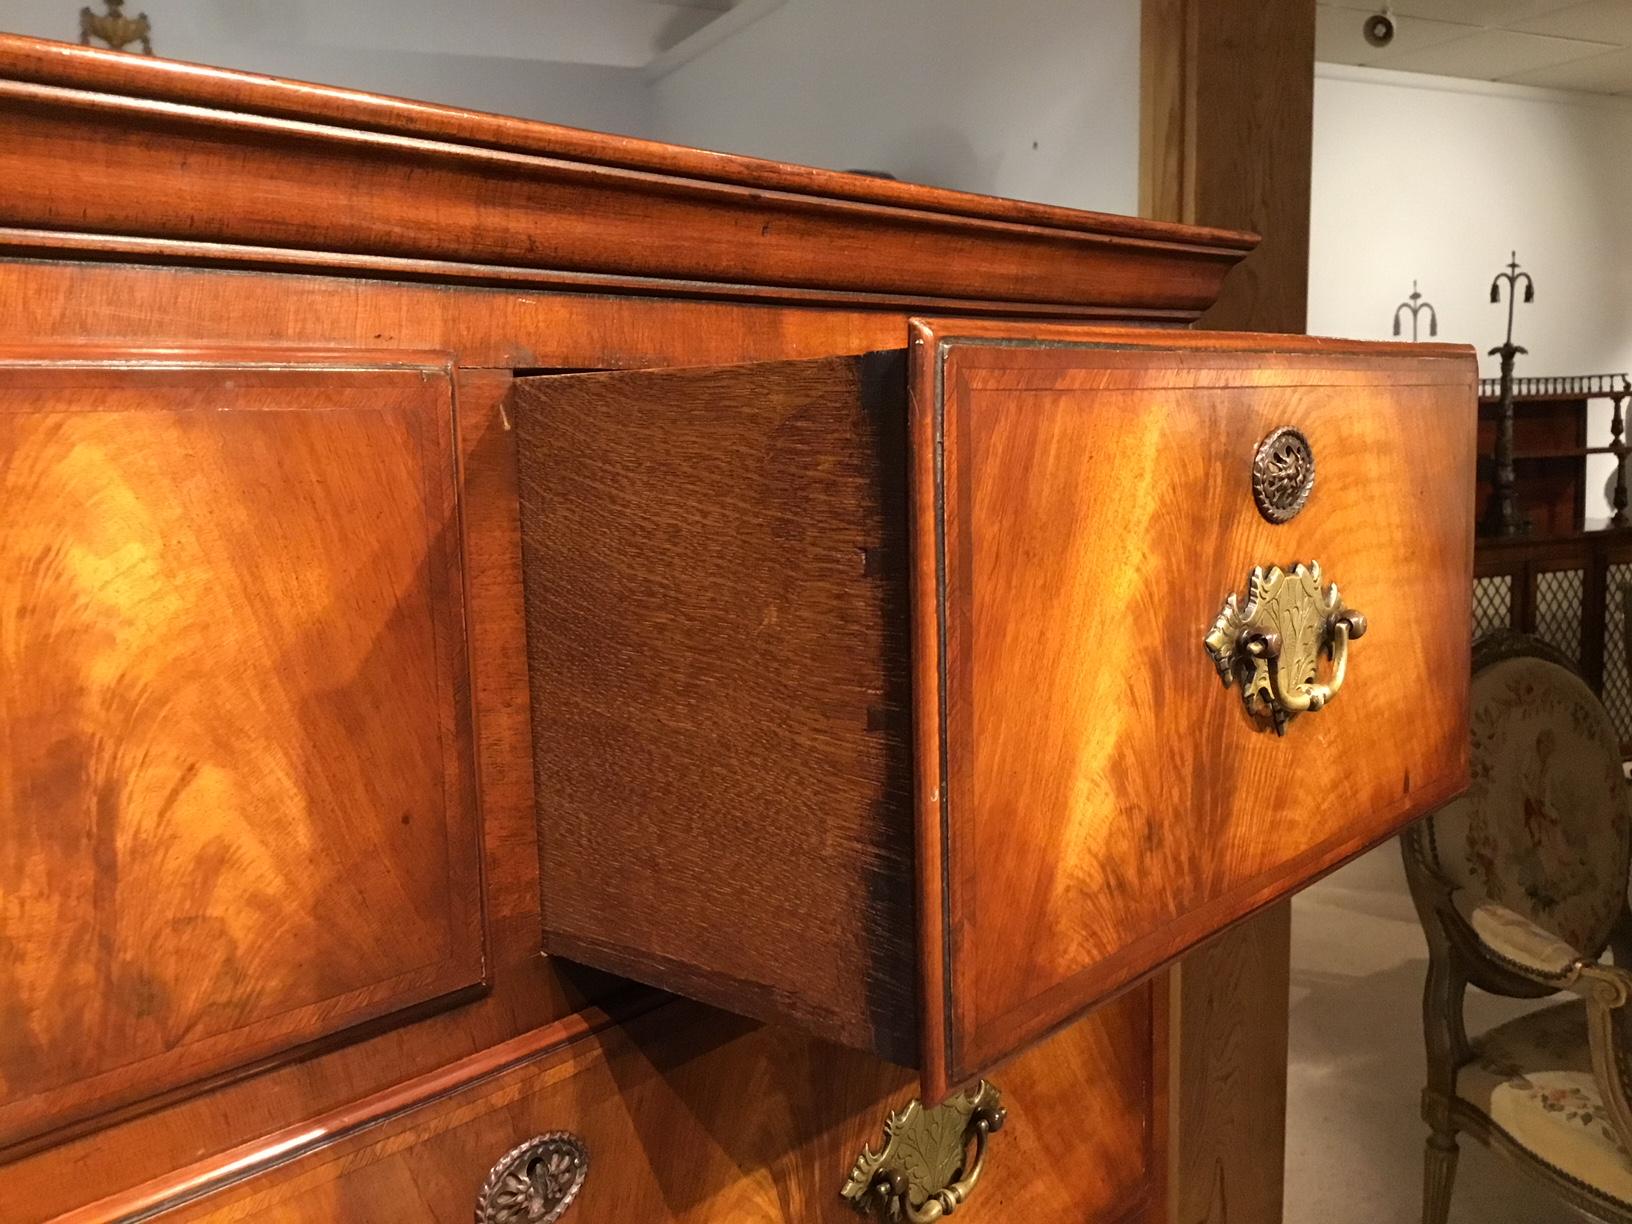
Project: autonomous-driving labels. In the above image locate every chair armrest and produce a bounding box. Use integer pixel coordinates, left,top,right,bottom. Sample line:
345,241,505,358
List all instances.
1451,893,1585,983
1450,895,1632,1154
1578,963,1632,1160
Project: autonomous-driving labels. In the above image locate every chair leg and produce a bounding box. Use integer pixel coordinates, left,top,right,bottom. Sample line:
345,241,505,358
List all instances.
1423,1128,1460,1224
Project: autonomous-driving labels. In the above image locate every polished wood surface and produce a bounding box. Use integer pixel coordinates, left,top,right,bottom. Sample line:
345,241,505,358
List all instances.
0,31,1431,1223
0,32,1252,253
513,326,1478,1107
1475,393,1588,537
133,987,1161,1224
0,264,1011,1217
0,260,944,372
911,322,1477,1095
1140,0,1314,333
1140,5,1317,1208
0,366,622,1219
0,36,1252,318
0,353,484,1153
515,355,918,1065
53,995,659,1224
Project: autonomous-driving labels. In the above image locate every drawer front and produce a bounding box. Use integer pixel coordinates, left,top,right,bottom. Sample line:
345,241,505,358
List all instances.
909,323,1477,1096
0,353,484,1151
141,988,1161,1223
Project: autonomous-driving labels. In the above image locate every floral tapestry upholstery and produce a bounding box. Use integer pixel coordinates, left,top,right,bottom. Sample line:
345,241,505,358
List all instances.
1426,655,1629,955
1459,1001,1632,1205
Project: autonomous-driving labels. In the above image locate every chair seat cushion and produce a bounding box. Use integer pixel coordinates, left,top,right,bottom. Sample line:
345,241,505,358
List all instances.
1459,1000,1632,1204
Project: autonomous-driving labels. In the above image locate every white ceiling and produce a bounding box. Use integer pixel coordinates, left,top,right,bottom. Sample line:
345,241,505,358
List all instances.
1317,1,1632,94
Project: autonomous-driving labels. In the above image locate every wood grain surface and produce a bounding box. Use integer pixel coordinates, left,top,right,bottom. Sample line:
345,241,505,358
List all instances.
515,354,919,1065
1140,0,1314,334
514,326,1477,1109
0,259,996,374
131,987,1161,1224
0,36,1352,1220
0,355,483,1151
1140,4,1318,1214
0,32,1254,251
0,262,1153,1214
1163,915,1292,1224
911,322,1478,1095
0,34,1252,316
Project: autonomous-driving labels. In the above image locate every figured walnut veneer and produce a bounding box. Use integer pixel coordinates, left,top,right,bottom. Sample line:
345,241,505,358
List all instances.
912,323,1476,1093
516,325,1479,1101
133,989,1160,1224
0,28,1469,1222
0,354,483,1150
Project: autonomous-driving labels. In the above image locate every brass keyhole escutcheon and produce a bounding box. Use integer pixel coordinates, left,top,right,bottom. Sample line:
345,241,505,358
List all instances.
1204,562,1367,734
1252,427,1315,523
476,1132,588,1224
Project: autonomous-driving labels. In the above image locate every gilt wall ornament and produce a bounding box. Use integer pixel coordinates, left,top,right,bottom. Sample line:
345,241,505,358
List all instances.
79,0,153,54
475,1132,588,1224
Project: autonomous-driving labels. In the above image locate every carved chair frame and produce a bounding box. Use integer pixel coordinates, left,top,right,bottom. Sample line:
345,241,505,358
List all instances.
1401,632,1632,1224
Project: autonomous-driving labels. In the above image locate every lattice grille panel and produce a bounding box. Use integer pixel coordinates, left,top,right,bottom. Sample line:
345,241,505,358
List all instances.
1534,568,1584,664
1605,563,1632,746
1472,575,1512,641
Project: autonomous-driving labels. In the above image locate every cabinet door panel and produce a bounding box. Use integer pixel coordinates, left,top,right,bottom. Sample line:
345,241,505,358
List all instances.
0,355,484,1149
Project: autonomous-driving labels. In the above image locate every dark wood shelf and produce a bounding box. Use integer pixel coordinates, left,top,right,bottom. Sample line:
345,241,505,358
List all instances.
1512,446,1618,461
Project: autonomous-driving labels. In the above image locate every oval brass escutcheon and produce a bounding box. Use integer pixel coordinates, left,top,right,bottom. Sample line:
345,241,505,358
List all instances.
476,1132,588,1224
841,1081,1006,1222
1252,426,1315,523
1204,562,1367,735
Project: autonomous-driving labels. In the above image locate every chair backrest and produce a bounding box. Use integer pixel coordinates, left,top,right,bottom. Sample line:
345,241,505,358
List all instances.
1413,633,1631,960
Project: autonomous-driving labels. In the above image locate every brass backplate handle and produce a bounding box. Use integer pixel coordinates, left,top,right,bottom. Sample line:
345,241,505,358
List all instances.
1205,562,1367,734
841,1081,1006,1221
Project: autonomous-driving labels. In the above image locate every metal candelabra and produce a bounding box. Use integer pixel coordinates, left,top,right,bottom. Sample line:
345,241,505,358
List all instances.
1487,252,1534,537
1392,280,1438,342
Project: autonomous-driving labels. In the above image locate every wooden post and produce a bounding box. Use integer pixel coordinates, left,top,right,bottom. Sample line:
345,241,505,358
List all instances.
1141,0,1314,335
1141,1,1316,1221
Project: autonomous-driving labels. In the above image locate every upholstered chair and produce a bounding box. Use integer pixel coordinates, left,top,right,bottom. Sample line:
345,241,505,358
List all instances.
1402,633,1632,1223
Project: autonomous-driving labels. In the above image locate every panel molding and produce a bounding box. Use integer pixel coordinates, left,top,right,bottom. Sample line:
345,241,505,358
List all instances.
0,349,486,1154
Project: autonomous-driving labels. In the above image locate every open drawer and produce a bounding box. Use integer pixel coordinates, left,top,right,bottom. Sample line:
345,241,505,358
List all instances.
514,322,1477,1101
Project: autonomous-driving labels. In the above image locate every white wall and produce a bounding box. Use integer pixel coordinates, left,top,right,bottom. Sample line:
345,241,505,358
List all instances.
0,0,655,135
1309,65,1632,511
648,0,1141,214
4,1,1141,212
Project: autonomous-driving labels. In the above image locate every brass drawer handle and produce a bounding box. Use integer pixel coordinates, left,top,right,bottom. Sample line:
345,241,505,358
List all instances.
841,1081,1006,1222
476,1132,588,1224
1204,562,1367,735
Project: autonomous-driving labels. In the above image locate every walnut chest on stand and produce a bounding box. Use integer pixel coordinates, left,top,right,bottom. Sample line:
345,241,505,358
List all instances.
0,33,1477,1223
